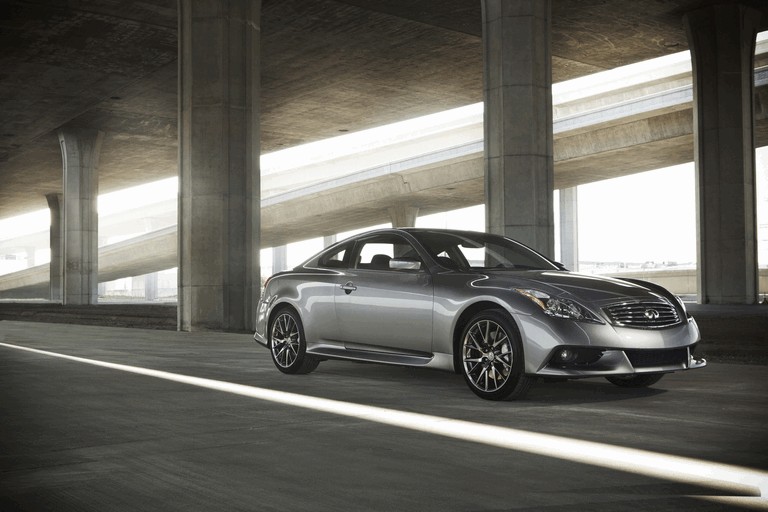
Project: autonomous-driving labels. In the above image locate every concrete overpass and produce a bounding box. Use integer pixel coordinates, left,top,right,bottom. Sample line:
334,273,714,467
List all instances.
2,0,767,329
7,0,758,221
3,38,768,299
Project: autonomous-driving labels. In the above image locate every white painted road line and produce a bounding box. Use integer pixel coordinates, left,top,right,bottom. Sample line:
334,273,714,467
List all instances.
2,341,767,505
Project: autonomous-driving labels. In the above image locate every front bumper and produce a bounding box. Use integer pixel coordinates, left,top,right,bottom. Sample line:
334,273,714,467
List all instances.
535,343,706,378
252,293,273,348
520,313,705,377
253,331,268,348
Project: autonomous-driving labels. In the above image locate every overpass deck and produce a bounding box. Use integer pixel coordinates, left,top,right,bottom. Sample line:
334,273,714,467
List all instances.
1,37,768,297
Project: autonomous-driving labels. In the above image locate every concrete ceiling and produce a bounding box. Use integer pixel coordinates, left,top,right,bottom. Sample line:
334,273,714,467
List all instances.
1,0,767,221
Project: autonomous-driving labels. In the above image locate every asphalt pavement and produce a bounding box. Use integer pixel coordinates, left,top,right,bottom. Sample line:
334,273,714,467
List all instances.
1,320,766,511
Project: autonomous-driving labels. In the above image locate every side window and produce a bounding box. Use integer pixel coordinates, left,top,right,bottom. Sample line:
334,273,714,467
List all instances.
317,244,349,269
358,242,394,269
354,235,423,271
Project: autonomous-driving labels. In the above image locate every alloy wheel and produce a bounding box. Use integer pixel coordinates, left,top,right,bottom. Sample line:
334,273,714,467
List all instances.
271,312,300,368
462,318,514,393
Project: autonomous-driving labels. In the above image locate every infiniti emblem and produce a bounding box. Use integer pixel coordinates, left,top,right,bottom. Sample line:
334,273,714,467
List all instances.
644,309,660,320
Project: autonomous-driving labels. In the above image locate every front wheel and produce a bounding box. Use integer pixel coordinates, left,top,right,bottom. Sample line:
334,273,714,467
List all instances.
605,373,664,388
460,310,534,400
269,308,319,375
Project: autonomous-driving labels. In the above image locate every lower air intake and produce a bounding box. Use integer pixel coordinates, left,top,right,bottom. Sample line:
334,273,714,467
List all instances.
625,347,688,368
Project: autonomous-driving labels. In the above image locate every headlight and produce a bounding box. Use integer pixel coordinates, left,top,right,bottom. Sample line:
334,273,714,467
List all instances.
515,289,604,324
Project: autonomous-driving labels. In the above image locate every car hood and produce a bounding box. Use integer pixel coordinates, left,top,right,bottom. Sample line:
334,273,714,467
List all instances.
482,270,663,305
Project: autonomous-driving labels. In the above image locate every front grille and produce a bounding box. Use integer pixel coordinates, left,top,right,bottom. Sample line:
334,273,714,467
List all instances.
625,347,688,368
603,300,681,329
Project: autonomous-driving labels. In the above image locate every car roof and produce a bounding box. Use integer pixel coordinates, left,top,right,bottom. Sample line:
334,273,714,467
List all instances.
378,227,503,239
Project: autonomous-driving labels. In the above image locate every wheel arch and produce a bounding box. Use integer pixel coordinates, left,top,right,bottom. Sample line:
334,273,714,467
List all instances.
451,300,523,374
266,300,301,336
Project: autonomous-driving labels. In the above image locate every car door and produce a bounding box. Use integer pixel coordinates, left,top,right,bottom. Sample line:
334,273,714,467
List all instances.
299,240,354,344
334,233,434,355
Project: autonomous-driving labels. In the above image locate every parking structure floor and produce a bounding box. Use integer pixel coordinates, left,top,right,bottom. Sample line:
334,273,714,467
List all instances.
0,320,766,512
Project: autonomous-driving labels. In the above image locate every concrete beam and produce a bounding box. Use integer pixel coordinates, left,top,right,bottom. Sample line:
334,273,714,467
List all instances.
0,227,177,299
261,153,483,247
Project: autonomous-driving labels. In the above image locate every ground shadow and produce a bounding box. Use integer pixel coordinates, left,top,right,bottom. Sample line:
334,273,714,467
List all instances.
303,359,668,408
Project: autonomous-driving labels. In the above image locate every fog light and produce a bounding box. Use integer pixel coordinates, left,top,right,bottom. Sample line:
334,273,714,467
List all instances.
547,347,606,369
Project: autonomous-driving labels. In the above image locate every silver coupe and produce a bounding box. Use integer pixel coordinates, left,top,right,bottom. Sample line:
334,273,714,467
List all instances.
253,228,705,400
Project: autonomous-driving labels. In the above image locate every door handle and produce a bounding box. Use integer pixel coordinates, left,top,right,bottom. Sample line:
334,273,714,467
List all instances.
340,282,357,294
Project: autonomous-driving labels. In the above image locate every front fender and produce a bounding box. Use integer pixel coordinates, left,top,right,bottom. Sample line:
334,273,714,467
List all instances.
431,285,541,367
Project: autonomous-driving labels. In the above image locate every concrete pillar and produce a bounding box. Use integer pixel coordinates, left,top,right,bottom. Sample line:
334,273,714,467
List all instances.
684,4,761,304
58,128,103,305
558,187,579,271
45,192,63,302
482,0,554,257
178,0,261,331
23,247,36,267
97,235,109,299
272,245,287,275
388,206,419,228
323,234,337,248
145,272,159,301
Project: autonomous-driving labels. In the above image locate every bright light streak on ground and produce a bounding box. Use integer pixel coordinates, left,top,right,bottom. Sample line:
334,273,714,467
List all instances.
2,341,766,507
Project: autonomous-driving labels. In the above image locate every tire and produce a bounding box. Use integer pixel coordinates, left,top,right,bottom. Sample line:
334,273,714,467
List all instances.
460,310,534,400
269,308,319,375
605,373,664,388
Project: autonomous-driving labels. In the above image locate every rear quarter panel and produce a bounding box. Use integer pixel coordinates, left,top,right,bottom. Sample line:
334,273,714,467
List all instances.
262,271,341,345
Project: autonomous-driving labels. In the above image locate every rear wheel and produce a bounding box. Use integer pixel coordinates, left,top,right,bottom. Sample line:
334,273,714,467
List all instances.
460,310,534,400
605,373,664,388
269,309,319,374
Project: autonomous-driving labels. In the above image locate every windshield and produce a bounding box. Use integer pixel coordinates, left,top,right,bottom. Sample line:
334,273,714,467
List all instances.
414,231,559,271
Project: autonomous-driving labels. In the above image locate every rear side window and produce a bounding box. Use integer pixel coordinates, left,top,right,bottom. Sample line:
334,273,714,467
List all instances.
316,244,350,269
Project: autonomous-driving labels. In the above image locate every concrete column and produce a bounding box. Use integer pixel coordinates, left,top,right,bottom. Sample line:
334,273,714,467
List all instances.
272,245,287,275
558,187,579,271
388,206,419,228
45,192,63,302
684,4,761,304
23,247,36,267
58,128,103,305
482,0,554,257
97,235,109,299
145,272,159,301
323,234,337,248
178,0,261,331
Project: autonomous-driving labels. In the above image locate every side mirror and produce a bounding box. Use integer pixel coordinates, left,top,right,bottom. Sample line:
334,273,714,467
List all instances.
390,257,422,270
